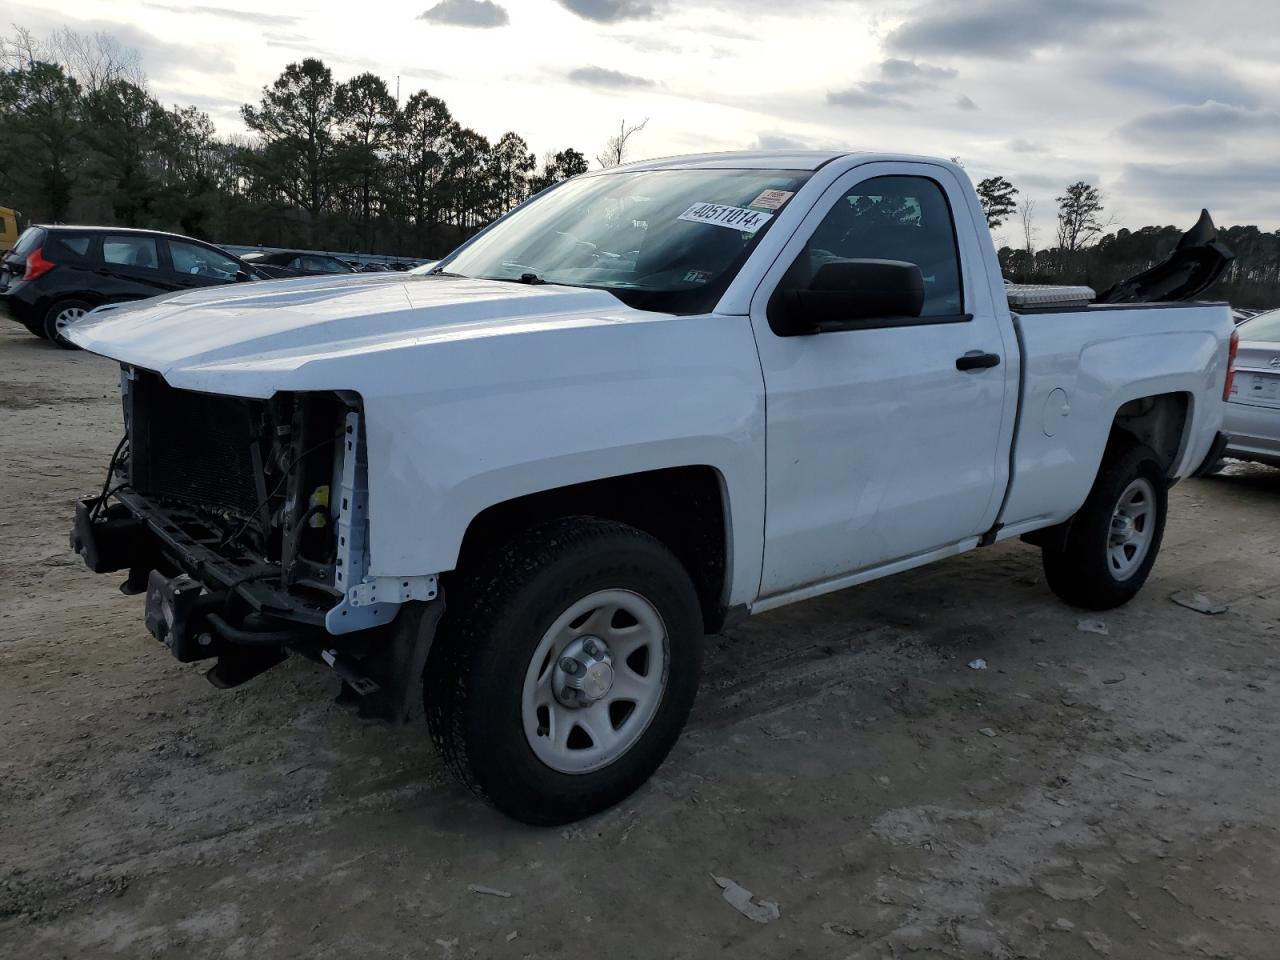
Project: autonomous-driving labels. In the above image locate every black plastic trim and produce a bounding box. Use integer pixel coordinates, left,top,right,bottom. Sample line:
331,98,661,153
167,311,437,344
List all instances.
812,312,973,333
1013,300,1229,316
1191,431,1231,478
113,489,332,626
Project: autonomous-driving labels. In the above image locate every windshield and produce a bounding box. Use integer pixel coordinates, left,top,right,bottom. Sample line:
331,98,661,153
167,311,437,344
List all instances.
440,168,812,314
1242,309,1280,343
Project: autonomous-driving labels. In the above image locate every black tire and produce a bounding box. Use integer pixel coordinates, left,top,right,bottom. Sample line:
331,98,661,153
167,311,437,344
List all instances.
42,298,91,349
1042,441,1168,610
426,517,703,825
21,319,49,340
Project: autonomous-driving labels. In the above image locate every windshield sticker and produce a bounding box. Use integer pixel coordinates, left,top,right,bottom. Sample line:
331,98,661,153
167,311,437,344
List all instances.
683,269,712,284
748,189,794,211
678,202,773,234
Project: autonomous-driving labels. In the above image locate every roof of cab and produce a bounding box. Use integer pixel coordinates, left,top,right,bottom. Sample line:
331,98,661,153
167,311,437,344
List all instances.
609,150,855,172
601,150,967,177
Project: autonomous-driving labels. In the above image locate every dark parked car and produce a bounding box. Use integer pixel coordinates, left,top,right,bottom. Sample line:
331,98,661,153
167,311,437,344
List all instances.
0,225,260,347
240,250,356,278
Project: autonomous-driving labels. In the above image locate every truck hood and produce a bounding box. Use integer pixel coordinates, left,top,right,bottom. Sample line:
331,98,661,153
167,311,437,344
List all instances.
67,273,668,396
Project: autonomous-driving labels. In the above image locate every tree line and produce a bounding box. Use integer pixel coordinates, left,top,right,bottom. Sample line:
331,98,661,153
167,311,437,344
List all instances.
976,175,1279,308
0,26,590,257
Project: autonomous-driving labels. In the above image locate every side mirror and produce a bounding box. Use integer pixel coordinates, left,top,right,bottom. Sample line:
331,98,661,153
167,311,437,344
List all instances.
234,270,253,283
770,258,925,335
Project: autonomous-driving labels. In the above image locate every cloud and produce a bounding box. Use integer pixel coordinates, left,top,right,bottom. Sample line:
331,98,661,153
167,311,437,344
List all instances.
1008,138,1044,153
888,0,1146,59
827,87,906,109
417,0,509,28
556,0,666,22
1117,158,1280,224
828,57,958,110
1093,59,1261,110
752,133,811,150
880,58,957,83
1119,100,1280,144
567,65,655,89
955,94,979,110
88,20,234,78
146,4,301,26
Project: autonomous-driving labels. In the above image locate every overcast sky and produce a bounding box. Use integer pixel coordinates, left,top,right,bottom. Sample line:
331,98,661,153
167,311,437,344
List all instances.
10,0,1279,240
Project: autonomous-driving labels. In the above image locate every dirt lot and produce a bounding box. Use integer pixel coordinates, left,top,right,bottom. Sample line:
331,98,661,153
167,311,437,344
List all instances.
1,322,1278,960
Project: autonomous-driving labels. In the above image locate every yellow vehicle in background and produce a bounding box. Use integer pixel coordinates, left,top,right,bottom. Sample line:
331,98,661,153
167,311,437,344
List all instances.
0,208,20,253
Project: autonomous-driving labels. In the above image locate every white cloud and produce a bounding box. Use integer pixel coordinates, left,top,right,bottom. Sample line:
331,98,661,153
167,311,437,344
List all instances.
567,65,655,88
417,0,509,28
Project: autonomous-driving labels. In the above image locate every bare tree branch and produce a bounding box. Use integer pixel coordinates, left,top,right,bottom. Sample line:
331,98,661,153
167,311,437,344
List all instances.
596,117,649,169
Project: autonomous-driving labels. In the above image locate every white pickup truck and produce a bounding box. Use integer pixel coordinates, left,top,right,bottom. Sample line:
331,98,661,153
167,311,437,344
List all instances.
69,151,1237,824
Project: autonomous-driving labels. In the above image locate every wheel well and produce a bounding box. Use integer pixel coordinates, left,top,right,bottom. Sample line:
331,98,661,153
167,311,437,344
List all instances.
454,466,730,632
1111,392,1190,475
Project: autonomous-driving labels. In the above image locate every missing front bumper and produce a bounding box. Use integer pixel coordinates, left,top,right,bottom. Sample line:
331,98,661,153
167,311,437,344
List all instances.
72,494,444,718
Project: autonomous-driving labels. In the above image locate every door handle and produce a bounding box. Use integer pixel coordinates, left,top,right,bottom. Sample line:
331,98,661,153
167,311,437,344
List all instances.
956,351,1001,371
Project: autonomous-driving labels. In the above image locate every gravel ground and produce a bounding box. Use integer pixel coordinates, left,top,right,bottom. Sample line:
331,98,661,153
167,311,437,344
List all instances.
2,322,1278,959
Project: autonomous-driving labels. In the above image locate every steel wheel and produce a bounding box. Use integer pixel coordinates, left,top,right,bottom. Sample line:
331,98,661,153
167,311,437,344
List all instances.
521,588,669,774
1107,477,1156,580
43,299,92,348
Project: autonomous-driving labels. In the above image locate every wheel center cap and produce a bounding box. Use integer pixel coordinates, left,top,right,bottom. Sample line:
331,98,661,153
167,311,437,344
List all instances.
553,636,615,708
582,661,614,700
1110,515,1136,546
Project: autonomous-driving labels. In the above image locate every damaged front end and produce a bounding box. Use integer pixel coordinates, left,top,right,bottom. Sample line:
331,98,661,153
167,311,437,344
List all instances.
70,368,441,721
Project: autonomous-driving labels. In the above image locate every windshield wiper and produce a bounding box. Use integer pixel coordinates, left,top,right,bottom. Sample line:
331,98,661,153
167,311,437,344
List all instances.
474,271,553,286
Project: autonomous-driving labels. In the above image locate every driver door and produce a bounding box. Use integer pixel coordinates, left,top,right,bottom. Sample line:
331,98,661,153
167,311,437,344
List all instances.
750,162,1017,598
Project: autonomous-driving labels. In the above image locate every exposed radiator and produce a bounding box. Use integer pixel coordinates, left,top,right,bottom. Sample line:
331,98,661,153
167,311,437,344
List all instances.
130,375,264,517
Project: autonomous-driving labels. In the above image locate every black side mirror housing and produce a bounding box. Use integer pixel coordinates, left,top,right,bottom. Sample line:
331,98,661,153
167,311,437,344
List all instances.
234,270,253,283
770,258,925,335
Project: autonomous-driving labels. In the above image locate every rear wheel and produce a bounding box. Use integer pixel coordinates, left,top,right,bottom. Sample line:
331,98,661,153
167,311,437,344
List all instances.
1042,441,1168,610
426,517,703,825
42,299,92,349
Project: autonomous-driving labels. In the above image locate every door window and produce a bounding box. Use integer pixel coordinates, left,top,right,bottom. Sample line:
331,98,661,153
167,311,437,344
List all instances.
780,175,963,318
169,240,241,280
47,233,92,259
302,255,349,274
103,236,159,271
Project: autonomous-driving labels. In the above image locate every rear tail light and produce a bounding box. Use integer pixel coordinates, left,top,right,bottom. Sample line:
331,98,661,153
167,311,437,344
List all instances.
1223,328,1239,400
22,246,55,281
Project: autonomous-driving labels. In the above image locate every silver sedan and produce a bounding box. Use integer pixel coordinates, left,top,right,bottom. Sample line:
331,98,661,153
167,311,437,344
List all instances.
1224,308,1280,468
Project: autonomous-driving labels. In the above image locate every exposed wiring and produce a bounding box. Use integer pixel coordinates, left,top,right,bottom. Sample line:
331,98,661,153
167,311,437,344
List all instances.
89,435,129,520
218,438,334,551
289,504,332,543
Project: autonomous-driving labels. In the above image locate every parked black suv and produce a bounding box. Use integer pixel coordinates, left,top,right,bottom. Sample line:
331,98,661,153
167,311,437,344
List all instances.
0,226,261,348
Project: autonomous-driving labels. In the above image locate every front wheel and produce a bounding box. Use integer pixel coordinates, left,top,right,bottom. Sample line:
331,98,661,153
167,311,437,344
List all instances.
426,518,703,825
1042,441,1168,610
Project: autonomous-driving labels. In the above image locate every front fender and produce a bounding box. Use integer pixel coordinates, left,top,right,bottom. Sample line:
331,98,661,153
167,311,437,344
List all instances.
359,314,767,607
